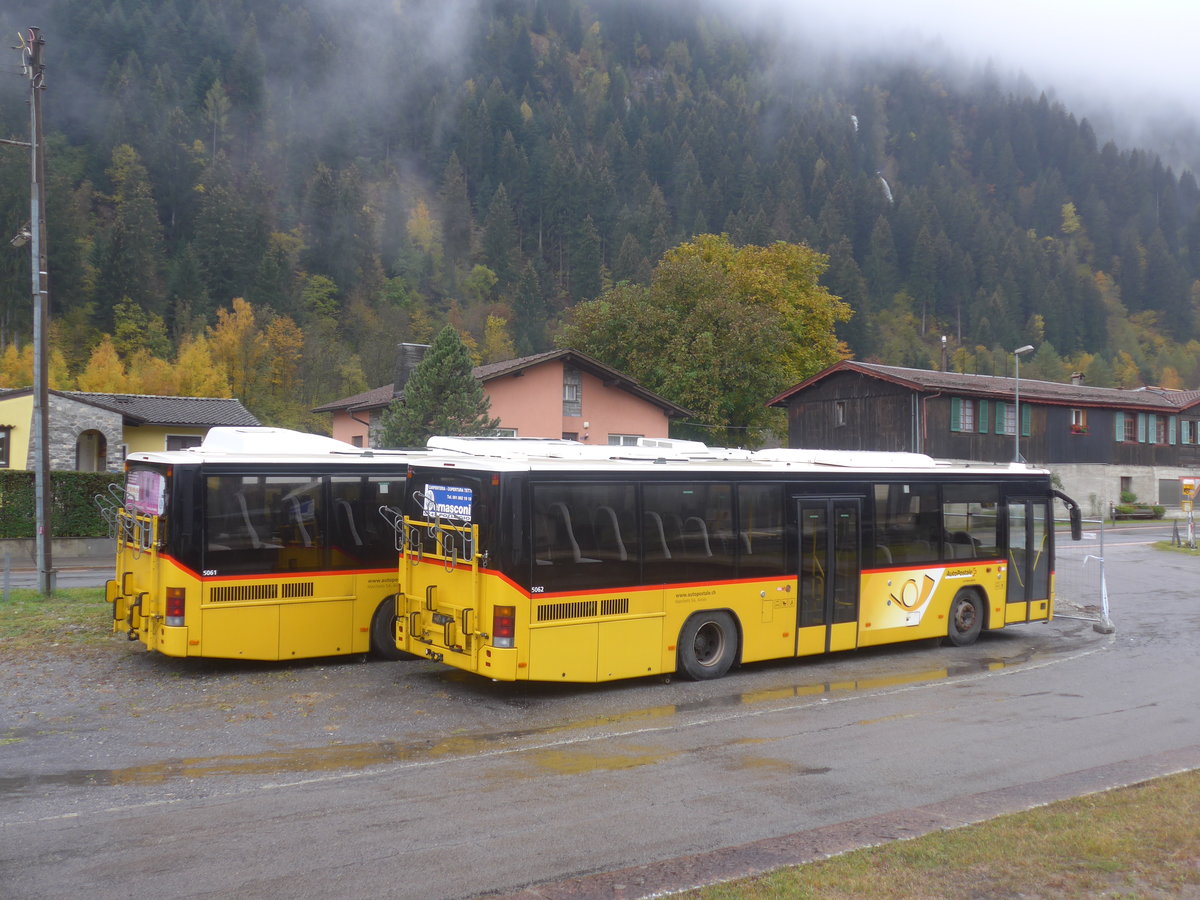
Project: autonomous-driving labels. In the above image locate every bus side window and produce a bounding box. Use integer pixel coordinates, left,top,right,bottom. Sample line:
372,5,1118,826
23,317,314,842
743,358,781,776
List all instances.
737,483,785,577
942,484,1000,560
643,483,734,584
531,483,637,591
875,483,939,564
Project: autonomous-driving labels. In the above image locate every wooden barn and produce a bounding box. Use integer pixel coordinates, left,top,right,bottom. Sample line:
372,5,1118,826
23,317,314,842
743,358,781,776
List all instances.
769,361,1200,513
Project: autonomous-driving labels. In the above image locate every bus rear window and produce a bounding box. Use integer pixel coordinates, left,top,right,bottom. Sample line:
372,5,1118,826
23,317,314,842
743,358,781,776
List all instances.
125,467,167,516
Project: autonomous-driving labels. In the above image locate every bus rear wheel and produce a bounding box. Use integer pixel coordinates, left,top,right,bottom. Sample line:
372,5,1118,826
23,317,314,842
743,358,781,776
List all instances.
677,611,738,680
369,596,413,661
945,591,984,647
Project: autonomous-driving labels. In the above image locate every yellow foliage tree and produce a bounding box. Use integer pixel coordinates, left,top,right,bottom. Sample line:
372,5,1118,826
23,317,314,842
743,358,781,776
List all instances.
49,348,74,390
480,315,516,364
407,198,442,258
172,335,232,397
0,344,33,388
125,350,176,394
207,298,265,400
77,335,130,392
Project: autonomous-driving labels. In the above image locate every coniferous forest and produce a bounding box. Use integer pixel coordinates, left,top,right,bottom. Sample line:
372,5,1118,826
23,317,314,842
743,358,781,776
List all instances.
2,0,1200,432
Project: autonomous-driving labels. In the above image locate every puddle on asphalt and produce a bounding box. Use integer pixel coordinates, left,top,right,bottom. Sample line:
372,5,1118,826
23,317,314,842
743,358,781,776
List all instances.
0,646,1042,797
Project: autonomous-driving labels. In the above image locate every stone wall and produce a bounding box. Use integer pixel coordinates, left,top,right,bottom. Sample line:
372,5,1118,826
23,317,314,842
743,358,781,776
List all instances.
28,396,124,471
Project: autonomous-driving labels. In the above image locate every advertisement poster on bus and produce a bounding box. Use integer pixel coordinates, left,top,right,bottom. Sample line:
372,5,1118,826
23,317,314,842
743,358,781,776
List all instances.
423,485,473,522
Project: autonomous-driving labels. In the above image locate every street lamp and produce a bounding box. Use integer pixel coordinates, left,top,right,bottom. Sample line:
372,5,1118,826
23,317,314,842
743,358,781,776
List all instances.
1013,344,1034,463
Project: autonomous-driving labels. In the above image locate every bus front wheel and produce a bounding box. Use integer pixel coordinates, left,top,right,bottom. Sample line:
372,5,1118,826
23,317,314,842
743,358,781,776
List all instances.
945,591,984,647
369,596,414,661
677,611,738,680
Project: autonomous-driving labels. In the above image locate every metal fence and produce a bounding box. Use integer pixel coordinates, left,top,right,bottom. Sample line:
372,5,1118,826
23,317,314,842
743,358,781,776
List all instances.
1054,516,1114,633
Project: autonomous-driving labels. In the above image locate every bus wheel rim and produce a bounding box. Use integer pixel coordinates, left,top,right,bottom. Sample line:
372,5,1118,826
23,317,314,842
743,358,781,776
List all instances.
694,621,725,666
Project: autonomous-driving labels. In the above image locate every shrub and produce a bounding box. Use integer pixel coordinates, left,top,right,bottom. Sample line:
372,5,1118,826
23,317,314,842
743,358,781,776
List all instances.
0,471,123,538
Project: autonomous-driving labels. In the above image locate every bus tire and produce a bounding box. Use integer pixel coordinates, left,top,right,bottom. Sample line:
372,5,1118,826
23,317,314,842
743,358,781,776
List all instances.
945,590,984,647
677,611,738,680
369,596,413,661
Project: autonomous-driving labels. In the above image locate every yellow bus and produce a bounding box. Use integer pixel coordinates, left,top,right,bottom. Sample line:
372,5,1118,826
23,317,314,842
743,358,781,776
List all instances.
106,428,417,661
391,438,1081,682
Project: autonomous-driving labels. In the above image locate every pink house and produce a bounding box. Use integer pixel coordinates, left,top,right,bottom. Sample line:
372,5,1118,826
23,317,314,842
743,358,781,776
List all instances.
312,348,691,447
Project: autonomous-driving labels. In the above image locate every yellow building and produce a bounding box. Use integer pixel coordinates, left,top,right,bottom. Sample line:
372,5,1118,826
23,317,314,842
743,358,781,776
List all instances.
0,390,258,471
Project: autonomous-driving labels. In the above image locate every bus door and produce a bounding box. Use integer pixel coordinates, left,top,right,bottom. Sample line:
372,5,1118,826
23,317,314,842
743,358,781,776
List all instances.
1005,499,1052,623
796,497,861,655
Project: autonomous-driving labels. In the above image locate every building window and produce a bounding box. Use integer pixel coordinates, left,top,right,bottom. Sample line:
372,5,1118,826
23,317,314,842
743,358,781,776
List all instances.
563,366,582,416
1155,416,1168,444
351,435,364,448
1123,414,1137,443
833,400,847,427
1002,403,1016,436
493,427,517,437
1070,409,1088,434
608,434,642,446
166,434,202,451
0,426,9,468
959,400,975,432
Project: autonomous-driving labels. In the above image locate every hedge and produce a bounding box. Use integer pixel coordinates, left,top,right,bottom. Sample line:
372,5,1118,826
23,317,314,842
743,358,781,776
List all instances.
0,471,124,538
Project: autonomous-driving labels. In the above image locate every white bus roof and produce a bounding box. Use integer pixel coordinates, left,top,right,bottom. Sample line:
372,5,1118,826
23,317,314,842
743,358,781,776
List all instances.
125,427,420,466
420,436,1044,476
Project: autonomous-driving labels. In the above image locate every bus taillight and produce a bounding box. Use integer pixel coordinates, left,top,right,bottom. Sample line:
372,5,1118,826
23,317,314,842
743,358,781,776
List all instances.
492,605,515,648
165,588,186,627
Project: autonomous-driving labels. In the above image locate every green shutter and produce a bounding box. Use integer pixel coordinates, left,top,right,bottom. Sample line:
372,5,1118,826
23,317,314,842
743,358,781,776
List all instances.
1138,413,1147,443
996,402,1007,433
1021,404,1031,437
978,399,989,433
950,397,962,432
1114,412,1125,442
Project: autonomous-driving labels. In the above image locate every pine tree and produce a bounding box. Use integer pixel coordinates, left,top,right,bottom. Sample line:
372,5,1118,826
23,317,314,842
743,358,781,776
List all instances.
378,325,499,447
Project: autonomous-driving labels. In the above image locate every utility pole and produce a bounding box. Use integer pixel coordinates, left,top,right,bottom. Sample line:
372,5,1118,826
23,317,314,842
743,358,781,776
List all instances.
20,27,54,594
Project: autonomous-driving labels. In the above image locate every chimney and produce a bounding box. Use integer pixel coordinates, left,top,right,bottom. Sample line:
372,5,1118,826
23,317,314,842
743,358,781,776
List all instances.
1071,372,1085,386
393,342,430,398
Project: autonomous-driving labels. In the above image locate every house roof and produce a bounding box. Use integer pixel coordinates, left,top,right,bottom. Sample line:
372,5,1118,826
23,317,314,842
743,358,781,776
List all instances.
769,361,1200,413
311,384,395,414
314,349,693,418
31,390,260,427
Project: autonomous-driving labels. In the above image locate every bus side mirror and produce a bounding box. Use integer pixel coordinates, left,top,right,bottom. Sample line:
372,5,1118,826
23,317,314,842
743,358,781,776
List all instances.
1053,490,1083,541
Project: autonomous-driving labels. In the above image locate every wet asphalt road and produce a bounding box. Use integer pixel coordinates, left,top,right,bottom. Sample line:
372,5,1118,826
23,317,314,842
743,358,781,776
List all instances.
1,524,1197,898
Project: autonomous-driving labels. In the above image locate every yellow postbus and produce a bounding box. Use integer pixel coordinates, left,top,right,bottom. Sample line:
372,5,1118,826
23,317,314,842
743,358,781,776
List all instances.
391,438,1081,682
106,427,417,661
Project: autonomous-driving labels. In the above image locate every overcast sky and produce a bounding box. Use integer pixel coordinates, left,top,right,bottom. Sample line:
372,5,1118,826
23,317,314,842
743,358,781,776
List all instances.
786,2,1197,109
732,0,1200,167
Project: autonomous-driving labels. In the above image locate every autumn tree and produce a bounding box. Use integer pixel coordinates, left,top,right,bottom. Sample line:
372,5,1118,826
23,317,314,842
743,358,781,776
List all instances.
378,325,499,447
559,234,851,445
77,335,129,392
207,297,266,401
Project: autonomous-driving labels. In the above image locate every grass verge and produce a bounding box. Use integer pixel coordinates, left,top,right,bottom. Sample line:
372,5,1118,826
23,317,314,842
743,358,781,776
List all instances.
685,768,1200,899
0,587,110,651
